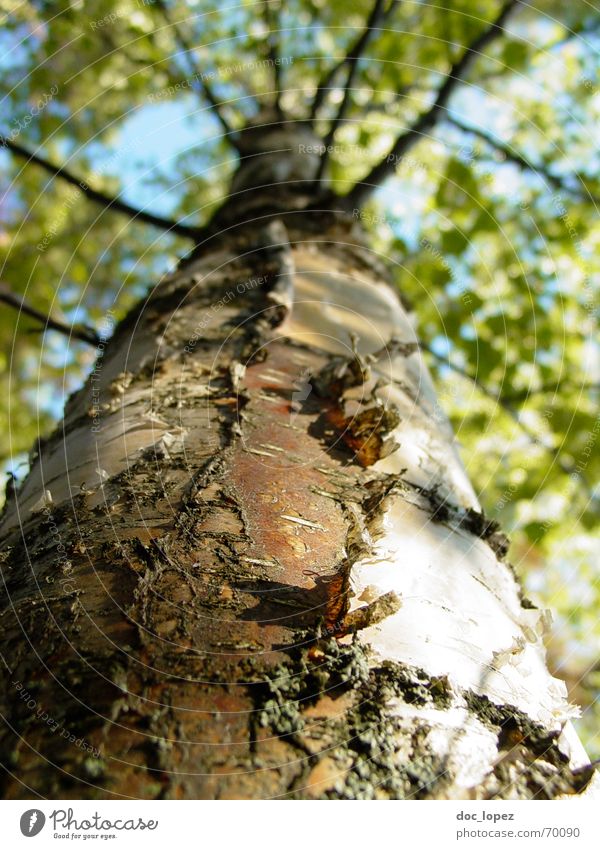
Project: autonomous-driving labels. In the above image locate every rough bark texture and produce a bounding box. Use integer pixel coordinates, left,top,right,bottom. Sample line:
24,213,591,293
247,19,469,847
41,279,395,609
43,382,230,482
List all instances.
0,120,595,800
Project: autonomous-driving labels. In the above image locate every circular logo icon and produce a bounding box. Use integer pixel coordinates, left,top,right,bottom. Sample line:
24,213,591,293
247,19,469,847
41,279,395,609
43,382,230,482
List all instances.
20,810,46,837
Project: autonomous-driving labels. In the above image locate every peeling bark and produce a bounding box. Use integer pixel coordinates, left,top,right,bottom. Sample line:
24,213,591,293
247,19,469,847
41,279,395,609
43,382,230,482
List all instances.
0,122,596,800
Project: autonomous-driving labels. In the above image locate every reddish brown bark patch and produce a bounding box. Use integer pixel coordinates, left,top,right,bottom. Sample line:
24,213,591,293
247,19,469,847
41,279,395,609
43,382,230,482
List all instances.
228,342,352,627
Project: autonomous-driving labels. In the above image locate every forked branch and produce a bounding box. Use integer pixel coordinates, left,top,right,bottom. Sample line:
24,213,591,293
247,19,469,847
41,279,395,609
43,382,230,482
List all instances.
315,0,399,183
154,0,241,145
310,0,394,120
342,0,520,209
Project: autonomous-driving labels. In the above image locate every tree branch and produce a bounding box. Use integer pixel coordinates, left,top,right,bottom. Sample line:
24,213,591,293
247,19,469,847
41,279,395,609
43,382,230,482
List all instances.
315,0,396,184
0,282,99,346
341,0,521,209
447,114,600,204
310,0,394,121
263,0,284,118
1,136,198,239
500,380,600,403
361,85,420,113
422,342,593,490
538,21,600,54
153,0,241,146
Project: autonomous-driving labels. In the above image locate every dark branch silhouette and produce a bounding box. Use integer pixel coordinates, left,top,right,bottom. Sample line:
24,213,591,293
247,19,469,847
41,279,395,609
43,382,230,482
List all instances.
263,0,284,118
1,136,198,239
342,0,521,209
0,282,99,346
154,0,241,146
447,114,599,205
310,0,394,120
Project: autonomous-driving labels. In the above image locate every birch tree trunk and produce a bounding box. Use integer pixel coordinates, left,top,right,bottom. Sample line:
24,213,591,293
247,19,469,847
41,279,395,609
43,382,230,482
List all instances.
0,120,595,800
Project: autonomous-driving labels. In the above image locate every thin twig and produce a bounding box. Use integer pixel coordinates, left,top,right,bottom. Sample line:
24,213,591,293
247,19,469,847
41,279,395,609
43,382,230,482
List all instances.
361,85,419,113
0,281,100,346
154,0,240,145
310,0,395,120
422,341,593,491
501,381,600,402
447,114,599,205
342,0,520,209
538,21,600,54
1,136,198,239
